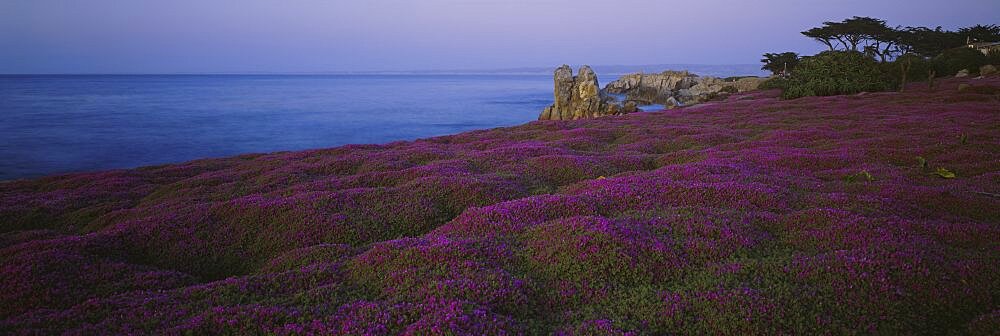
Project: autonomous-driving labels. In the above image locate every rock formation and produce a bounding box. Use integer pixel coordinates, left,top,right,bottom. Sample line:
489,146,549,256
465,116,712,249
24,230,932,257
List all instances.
538,65,637,120
538,66,767,119
604,71,698,96
980,64,997,76
604,71,766,107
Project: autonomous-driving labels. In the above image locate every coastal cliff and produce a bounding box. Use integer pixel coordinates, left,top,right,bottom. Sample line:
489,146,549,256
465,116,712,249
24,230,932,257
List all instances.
538,65,637,120
605,71,766,107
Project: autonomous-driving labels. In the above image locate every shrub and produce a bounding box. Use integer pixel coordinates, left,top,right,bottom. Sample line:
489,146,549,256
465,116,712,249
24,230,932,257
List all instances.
986,50,1000,66
758,77,791,90
781,51,892,99
933,47,989,76
760,52,800,76
884,54,932,91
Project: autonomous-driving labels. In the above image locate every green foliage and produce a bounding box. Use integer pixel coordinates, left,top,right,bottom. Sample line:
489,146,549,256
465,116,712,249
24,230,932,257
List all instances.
933,47,989,76
758,77,791,90
845,170,875,183
987,50,1000,66
801,17,885,51
888,54,931,83
802,19,997,61
883,54,932,91
801,17,902,61
761,52,800,76
780,51,892,99
958,24,1000,44
897,27,964,58
933,167,956,179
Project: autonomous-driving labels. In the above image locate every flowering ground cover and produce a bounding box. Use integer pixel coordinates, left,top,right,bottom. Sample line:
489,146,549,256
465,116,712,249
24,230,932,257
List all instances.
1,77,998,335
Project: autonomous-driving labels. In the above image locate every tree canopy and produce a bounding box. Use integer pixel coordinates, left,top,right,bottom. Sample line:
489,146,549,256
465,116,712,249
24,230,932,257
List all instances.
801,18,999,60
761,52,800,76
802,18,888,49
958,24,1000,43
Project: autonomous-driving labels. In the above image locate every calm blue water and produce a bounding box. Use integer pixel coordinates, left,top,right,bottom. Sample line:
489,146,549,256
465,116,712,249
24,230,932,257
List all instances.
0,75,555,180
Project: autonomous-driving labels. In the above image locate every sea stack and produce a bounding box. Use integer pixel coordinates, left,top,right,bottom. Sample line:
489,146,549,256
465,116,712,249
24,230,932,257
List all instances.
539,65,634,120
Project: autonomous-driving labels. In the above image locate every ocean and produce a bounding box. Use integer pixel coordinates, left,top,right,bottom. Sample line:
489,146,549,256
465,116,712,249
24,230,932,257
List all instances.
0,74,559,180
0,68,763,180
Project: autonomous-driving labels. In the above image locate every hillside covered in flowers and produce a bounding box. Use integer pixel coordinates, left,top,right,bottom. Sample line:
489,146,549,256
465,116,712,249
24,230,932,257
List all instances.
2,77,999,335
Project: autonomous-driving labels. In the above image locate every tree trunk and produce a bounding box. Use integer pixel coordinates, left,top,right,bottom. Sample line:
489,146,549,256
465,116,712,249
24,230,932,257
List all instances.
881,42,896,61
818,39,834,51
899,60,910,92
834,36,849,50
927,70,936,91
847,36,860,51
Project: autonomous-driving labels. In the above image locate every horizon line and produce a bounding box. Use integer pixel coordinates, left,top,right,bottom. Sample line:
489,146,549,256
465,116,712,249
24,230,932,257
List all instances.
0,63,766,76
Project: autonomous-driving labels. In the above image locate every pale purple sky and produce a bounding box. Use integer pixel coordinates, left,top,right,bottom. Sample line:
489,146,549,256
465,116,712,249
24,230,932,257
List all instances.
1,0,997,73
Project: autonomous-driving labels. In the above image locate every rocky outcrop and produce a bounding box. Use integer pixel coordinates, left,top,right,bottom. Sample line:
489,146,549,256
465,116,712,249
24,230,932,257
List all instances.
538,66,767,119
539,65,637,120
981,64,997,76
605,71,766,107
604,71,697,95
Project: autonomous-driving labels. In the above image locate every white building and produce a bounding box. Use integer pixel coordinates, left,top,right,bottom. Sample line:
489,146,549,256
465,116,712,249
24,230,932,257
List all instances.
968,41,1000,55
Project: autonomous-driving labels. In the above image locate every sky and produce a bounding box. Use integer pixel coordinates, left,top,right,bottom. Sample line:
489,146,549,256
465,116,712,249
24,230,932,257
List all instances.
1,0,998,74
